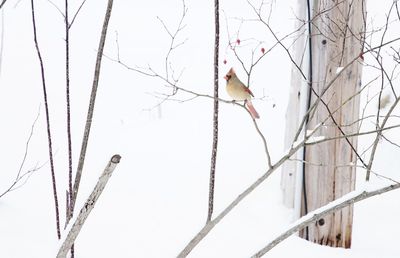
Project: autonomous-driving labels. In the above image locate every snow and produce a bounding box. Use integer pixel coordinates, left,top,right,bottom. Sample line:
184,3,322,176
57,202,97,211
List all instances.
291,134,325,148
306,123,322,136
1,0,400,258
336,67,344,74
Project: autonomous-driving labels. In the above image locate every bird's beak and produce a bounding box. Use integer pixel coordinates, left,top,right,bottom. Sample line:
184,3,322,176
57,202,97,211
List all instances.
223,75,228,81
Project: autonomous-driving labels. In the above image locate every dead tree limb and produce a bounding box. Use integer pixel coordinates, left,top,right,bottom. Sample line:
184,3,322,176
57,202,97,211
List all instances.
56,155,121,258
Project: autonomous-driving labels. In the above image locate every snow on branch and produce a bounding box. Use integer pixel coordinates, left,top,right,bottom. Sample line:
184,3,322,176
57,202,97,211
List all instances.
251,182,400,257
56,154,121,258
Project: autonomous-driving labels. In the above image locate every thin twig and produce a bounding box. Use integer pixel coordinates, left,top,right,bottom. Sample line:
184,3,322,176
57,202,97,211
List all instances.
0,110,41,198
304,123,400,146
239,104,273,168
366,96,400,180
288,157,399,184
69,0,87,28
46,0,64,18
156,0,187,81
382,134,400,149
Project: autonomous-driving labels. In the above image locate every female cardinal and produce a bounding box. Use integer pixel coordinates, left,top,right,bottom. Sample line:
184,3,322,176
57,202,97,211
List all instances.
224,67,260,119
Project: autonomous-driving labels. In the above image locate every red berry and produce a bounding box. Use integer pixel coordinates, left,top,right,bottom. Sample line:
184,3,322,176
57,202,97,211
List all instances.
223,59,227,65
261,47,265,54
236,39,241,45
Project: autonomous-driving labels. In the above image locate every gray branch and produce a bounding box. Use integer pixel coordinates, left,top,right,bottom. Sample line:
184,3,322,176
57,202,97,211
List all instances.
71,0,114,214
0,0,7,9
56,155,121,258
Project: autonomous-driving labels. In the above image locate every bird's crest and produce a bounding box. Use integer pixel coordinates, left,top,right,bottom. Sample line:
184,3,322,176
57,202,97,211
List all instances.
224,67,236,81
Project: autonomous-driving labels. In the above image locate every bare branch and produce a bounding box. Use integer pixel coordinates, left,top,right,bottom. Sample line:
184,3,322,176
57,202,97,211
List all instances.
238,104,273,168
304,123,400,146
71,0,114,218
382,133,400,149
252,183,400,257
30,0,61,239
156,0,187,81
64,0,74,255
366,95,400,180
207,0,220,223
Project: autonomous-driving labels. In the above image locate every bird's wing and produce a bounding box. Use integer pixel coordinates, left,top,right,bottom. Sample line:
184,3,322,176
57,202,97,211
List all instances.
244,86,255,97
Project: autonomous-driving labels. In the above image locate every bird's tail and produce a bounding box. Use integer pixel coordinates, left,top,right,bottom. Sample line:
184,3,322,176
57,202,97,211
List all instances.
246,100,260,119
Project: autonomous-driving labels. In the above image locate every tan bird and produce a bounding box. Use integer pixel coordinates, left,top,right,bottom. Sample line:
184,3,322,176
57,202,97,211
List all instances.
224,67,260,119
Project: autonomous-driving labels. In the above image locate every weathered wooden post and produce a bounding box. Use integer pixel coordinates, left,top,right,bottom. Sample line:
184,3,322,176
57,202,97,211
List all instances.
282,0,365,248
281,0,310,212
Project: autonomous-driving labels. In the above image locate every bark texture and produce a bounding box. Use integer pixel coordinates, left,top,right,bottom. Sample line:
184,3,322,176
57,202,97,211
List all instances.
56,155,121,258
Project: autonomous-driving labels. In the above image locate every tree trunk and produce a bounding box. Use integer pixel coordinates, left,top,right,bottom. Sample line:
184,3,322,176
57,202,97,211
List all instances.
282,0,365,248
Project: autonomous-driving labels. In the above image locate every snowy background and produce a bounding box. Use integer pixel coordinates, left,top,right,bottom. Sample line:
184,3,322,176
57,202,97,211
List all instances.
0,0,399,257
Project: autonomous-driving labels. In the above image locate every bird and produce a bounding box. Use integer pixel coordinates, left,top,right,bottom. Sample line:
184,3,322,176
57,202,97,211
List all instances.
224,67,260,119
